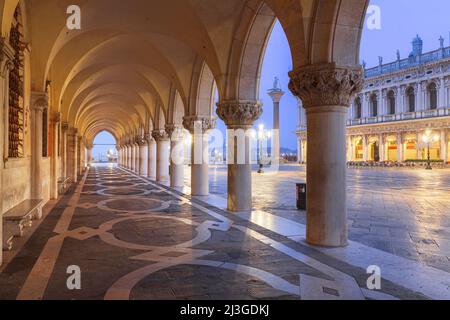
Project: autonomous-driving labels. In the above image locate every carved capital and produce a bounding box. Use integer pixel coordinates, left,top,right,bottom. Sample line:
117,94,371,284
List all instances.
288,63,364,108
136,135,148,146
152,129,169,142
182,116,216,133
51,112,61,124
165,124,185,140
144,133,154,144
30,91,49,112
216,100,263,128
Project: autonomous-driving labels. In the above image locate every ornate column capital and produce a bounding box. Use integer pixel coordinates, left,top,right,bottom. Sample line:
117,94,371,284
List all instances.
51,112,61,124
152,129,170,142
61,122,69,131
288,63,364,109
165,124,185,140
30,91,49,112
67,127,78,136
216,100,263,128
182,116,216,133
136,135,147,146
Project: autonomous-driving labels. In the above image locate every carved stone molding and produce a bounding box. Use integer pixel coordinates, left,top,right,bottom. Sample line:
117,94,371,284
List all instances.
182,116,216,133
144,133,154,144
0,37,14,77
288,63,364,108
30,92,49,112
152,129,170,142
165,124,185,140
52,112,61,124
216,100,263,128
136,135,148,146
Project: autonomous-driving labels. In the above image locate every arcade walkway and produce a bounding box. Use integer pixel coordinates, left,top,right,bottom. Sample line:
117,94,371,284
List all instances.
0,165,449,300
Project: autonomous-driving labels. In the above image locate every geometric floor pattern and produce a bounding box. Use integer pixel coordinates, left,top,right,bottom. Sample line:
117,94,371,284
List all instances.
0,166,439,300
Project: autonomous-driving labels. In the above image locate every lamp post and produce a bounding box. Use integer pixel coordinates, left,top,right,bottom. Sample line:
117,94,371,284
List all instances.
256,124,272,174
422,130,440,170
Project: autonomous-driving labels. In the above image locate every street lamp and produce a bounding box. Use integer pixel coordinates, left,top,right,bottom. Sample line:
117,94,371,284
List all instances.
422,130,439,170
256,124,272,174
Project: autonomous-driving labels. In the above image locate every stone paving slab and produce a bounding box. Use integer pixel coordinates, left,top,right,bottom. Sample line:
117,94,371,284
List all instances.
0,165,436,300
188,165,450,273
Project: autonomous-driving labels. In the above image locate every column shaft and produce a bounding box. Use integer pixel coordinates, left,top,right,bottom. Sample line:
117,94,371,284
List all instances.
148,139,157,179
289,63,364,247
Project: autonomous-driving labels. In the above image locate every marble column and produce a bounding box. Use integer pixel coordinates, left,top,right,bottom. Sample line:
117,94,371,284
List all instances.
77,136,84,175
379,135,385,162
289,63,364,247
346,136,353,161
132,142,138,173
61,122,68,179
217,101,263,211
86,145,93,166
441,129,448,163
138,137,148,176
183,116,216,195
397,132,404,162
267,80,285,163
362,135,368,161
152,130,170,182
30,92,49,201
66,128,78,183
50,112,61,199
297,138,303,163
127,144,132,169
146,134,157,180
166,125,185,188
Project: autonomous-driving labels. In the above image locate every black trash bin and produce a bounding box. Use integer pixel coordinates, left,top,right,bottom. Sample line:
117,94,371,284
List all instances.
296,183,307,210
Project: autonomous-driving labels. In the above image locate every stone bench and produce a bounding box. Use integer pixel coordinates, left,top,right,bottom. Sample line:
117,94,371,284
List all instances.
2,199,43,251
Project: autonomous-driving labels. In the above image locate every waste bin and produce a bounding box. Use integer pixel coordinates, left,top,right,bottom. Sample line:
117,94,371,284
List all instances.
296,183,307,210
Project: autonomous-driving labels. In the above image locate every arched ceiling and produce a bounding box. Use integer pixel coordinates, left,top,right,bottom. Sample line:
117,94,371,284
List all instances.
0,0,368,143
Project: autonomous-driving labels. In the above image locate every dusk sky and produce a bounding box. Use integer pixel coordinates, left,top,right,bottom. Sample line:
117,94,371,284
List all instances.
93,0,450,159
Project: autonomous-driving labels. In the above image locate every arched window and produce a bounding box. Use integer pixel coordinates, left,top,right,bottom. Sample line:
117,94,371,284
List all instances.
354,97,362,119
387,90,396,115
406,86,415,112
370,94,378,117
8,5,25,158
428,82,437,110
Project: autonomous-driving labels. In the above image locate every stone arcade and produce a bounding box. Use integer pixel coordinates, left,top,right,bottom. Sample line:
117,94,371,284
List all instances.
0,1,370,266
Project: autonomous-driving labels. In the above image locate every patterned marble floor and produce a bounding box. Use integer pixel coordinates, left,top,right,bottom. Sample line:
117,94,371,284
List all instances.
0,165,448,300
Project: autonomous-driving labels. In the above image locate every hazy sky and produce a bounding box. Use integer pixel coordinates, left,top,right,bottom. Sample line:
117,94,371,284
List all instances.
93,0,450,158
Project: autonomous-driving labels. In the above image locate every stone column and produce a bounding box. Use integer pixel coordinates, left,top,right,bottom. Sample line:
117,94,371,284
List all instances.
346,136,353,161
50,112,61,199
267,80,285,163
441,129,448,163
379,134,385,162
183,116,216,195
138,137,148,176
439,77,446,108
362,135,368,161
397,132,404,162
66,128,78,182
217,101,263,211
77,136,84,175
289,63,364,247
30,92,49,200
166,125,185,188
86,144,93,166
127,144,132,169
61,122,68,178
297,138,303,163
152,130,170,182
146,134,157,180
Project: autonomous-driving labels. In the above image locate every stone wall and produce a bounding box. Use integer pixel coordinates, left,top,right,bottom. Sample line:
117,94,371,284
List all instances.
1,158,32,213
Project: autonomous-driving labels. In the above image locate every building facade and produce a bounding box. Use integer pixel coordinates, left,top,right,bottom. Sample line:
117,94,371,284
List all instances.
297,35,450,164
